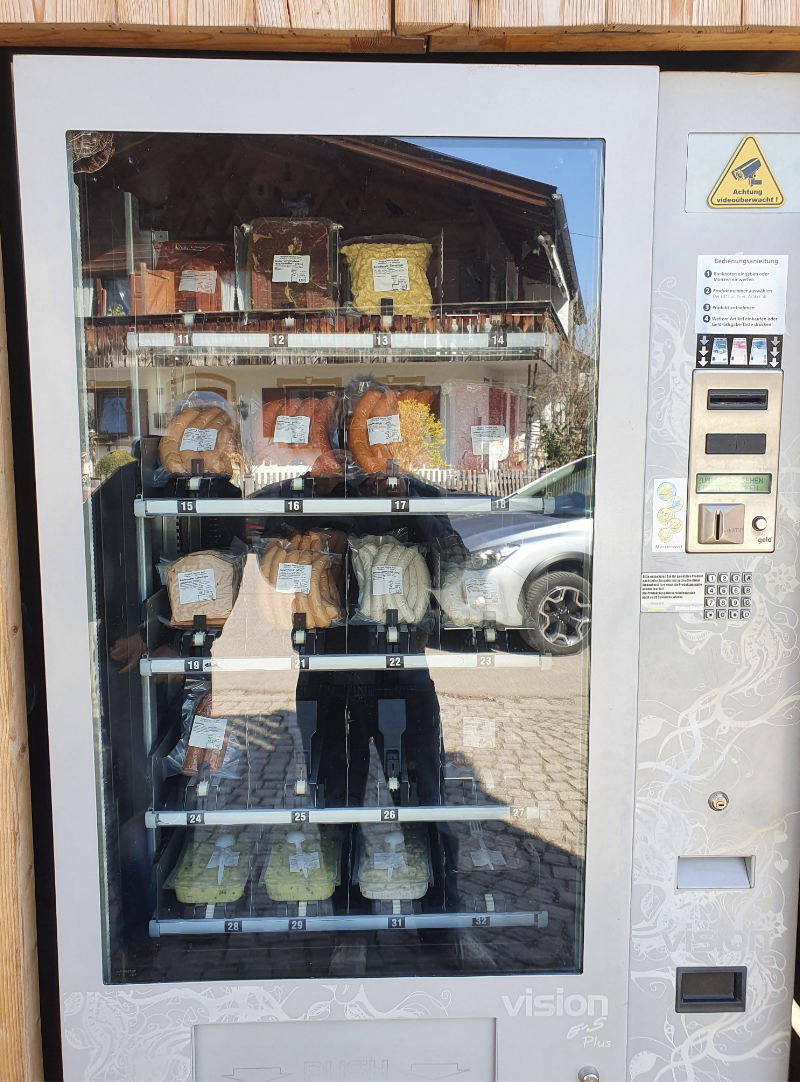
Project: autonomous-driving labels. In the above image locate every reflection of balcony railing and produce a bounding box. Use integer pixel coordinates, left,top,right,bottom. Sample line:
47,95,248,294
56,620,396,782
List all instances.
239,466,540,498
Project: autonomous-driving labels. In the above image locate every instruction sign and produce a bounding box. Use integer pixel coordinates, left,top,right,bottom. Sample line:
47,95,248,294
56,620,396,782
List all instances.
708,135,785,208
641,574,705,613
696,255,787,334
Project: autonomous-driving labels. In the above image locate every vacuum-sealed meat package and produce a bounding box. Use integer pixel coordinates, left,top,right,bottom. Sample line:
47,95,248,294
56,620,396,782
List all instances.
441,380,526,471
258,537,343,631
250,393,343,477
163,683,245,780
349,533,431,628
344,378,444,479
246,218,338,310
158,392,238,478
152,240,236,313
341,235,434,317
163,548,244,627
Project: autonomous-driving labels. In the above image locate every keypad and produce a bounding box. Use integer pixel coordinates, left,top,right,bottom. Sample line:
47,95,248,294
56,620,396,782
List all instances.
703,572,753,620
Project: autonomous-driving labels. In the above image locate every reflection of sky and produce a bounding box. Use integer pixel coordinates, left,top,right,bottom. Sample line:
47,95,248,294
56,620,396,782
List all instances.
407,138,603,315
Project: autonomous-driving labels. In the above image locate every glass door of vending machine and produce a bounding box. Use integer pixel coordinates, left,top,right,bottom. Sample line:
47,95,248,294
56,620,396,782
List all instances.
13,57,657,1081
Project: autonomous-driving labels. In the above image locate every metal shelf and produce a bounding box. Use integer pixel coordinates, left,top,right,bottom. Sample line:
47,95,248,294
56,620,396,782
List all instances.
135,496,544,517
146,804,512,828
150,909,548,936
139,651,551,676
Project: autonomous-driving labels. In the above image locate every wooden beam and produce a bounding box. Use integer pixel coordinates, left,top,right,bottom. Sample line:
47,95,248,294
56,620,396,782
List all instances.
0,245,43,1082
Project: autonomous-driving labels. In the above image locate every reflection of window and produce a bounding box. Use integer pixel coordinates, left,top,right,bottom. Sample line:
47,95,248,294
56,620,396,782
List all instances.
99,394,128,434
92,388,149,438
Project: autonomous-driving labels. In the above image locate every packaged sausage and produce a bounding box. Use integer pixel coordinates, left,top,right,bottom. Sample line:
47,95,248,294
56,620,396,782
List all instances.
349,533,431,629
163,548,245,627
258,537,344,631
246,218,338,311
344,378,445,481
440,380,527,472
167,828,254,904
163,683,245,780
341,235,434,317
158,391,238,478
250,393,343,477
261,826,342,902
152,240,236,313
355,824,431,901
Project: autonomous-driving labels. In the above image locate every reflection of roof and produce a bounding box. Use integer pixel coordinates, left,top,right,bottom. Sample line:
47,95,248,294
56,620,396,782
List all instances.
319,136,584,315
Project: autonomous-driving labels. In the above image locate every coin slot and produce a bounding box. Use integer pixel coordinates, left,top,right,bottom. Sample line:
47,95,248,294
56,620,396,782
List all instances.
707,388,768,410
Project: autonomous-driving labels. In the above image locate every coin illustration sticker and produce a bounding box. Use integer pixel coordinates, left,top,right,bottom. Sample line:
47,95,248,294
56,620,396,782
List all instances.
652,478,688,553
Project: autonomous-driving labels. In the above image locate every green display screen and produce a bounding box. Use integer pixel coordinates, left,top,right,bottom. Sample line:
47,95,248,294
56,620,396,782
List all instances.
696,473,772,494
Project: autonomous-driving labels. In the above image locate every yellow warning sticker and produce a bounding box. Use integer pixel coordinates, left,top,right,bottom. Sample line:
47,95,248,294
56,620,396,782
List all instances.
708,135,785,208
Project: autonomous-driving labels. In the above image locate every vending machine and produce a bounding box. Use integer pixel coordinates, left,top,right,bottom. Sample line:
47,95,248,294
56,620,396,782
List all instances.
10,56,800,1082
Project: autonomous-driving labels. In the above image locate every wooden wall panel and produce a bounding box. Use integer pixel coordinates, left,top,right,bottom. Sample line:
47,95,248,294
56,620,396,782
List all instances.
606,0,741,24
286,0,390,31
118,0,252,26
0,249,43,1082
395,0,468,36
744,0,800,25
31,0,114,21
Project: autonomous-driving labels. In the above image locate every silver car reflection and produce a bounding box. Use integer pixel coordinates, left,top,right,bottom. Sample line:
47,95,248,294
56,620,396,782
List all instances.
452,457,593,656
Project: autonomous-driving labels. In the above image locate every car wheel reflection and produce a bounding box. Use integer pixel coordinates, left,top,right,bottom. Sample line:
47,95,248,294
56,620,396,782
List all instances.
520,570,590,656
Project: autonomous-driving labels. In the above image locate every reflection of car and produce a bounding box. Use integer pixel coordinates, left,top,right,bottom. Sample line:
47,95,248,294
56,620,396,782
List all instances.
453,457,593,656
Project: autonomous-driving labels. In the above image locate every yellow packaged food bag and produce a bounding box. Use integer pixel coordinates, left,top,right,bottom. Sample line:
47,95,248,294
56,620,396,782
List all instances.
341,238,433,317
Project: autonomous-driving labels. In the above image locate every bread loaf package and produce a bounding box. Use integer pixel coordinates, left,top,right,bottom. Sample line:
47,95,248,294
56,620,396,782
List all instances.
163,683,245,780
356,824,431,901
341,235,434,317
158,392,238,478
153,240,235,313
167,828,254,904
250,393,344,477
349,533,431,629
164,548,244,627
440,380,526,472
247,218,337,310
261,826,341,902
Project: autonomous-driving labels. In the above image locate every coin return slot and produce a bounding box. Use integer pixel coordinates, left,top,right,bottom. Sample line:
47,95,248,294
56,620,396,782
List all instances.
675,967,746,1013
707,388,768,411
677,856,753,889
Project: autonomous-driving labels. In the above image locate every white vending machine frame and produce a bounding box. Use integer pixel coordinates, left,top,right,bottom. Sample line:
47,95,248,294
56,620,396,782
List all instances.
13,56,658,1081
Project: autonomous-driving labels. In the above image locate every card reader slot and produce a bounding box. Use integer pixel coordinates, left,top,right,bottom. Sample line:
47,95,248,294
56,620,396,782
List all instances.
707,389,768,410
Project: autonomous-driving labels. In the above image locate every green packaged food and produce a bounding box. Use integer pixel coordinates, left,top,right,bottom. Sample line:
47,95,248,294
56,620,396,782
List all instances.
171,831,254,904
357,824,431,901
262,827,341,902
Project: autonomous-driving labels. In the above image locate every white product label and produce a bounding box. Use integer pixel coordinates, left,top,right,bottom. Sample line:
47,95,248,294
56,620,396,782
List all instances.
696,254,788,334
177,568,217,604
276,563,312,594
367,414,402,446
273,414,311,444
651,477,688,553
372,565,403,596
471,425,507,455
272,254,310,284
180,427,218,452
471,845,506,870
372,258,410,292
178,269,217,294
206,847,240,884
289,851,320,877
188,715,227,751
640,573,706,613
462,572,501,607
463,716,496,749
374,851,406,881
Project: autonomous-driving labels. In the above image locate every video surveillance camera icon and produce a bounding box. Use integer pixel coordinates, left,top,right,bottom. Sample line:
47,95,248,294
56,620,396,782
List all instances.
732,158,762,187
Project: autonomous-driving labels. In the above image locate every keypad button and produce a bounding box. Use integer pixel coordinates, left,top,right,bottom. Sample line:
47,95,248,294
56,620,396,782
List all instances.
706,585,717,595
730,573,741,583
707,573,717,583
717,598,728,607
742,586,752,595
729,598,740,607
729,609,740,620
704,610,716,620
743,572,753,583
741,598,751,608
718,586,729,595
716,609,726,619
741,609,752,619
719,573,730,583
730,586,740,595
